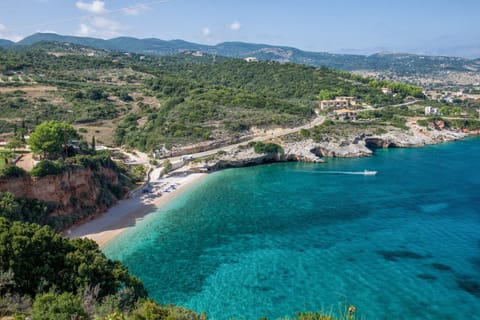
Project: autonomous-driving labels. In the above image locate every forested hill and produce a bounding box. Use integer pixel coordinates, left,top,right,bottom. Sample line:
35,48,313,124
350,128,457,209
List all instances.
0,39,14,47
4,33,480,75
0,43,423,151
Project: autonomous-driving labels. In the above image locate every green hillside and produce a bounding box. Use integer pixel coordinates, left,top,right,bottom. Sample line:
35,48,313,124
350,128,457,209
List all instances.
0,43,422,151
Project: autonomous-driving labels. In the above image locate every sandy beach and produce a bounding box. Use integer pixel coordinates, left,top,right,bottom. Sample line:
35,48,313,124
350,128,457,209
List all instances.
67,170,207,247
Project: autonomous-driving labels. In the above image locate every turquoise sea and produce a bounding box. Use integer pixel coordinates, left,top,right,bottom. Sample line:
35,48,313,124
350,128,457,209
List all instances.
104,138,480,320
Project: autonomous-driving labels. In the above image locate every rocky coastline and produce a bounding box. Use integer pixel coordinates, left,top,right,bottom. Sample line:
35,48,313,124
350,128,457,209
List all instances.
187,125,472,172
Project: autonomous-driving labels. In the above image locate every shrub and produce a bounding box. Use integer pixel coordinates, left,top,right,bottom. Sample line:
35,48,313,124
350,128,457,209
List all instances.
0,293,32,318
0,165,28,178
375,128,387,135
30,160,65,177
391,116,408,130
31,291,88,320
0,218,147,299
129,299,206,320
417,119,429,127
253,142,284,154
161,159,172,176
131,165,147,182
119,92,133,102
300,128,311,138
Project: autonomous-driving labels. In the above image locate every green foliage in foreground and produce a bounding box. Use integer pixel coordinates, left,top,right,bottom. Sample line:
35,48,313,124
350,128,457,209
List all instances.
0,191,53,226
0,218,359,319
0,218,147,298
32,291,89,320
0,217,207,319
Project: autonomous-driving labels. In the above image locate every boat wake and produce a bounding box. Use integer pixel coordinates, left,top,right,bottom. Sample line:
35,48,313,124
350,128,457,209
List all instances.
296,170,377,176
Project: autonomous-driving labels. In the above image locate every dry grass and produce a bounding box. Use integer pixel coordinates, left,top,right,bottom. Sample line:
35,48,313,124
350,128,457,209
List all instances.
74,121,117,147
0,85,57,95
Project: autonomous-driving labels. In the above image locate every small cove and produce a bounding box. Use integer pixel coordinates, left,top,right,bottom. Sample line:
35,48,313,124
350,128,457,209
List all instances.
104,138,480,320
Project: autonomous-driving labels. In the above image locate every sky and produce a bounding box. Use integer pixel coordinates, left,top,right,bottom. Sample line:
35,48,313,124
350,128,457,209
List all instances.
0,0,479,58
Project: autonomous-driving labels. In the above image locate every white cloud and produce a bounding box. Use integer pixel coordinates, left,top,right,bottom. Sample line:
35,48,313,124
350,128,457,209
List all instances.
202,27,211,37
78,23,93,36
229,21,241,31
77,16,124,38
0,24,6,34
76,1,107,15
123,3,148,16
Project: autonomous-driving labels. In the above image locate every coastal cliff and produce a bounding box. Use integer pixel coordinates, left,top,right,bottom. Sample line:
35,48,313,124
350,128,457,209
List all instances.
0,165,124,226
187,125,469,171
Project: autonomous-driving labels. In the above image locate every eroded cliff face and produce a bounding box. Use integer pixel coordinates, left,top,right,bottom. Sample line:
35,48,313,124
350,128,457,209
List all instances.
0,166,122,218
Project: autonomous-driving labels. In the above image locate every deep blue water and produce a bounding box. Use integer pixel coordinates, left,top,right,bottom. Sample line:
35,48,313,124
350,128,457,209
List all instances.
104,138,480,320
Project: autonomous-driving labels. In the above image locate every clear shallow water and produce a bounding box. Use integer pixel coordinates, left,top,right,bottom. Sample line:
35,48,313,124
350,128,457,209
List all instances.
104,139,480,320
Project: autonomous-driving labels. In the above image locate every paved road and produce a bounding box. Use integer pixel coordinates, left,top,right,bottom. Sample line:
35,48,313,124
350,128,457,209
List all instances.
124,98,417,168
168,115,326,163
373,99,418,111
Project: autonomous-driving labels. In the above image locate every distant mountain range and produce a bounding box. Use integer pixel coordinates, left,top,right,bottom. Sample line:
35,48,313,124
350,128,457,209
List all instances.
0,39,14,47
2,33,480,75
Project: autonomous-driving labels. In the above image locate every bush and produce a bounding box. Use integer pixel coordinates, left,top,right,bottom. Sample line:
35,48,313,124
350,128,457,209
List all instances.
119,92,133,102
253,142,284,154
32,291,88,320
129,299,206,320
299,128,311,138
131,165,147,182
0,293,32,318
417,119,429,127
30,160,65,177
0,218,147,299
391,116,408,130
0,165,28,178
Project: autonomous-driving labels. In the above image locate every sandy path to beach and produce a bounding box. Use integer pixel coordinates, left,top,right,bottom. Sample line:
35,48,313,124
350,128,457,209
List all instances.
67,172,207,247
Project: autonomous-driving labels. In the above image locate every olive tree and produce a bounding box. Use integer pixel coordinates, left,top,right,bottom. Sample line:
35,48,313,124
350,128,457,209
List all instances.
28,121,78,159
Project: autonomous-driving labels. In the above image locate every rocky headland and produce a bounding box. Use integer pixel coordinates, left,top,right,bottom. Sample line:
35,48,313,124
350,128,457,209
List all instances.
187,124,470,172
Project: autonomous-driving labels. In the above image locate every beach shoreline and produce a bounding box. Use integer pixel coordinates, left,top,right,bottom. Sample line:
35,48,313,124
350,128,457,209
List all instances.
66,133,479,249
67,171,207,248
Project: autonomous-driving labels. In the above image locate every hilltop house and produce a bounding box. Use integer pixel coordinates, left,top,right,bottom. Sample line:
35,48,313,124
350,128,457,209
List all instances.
320,96,356,110
382,87,393,95
425,106,439,116
334,109,357,120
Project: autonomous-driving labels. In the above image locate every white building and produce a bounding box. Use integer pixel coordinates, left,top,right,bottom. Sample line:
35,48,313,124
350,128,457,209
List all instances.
320,96,356,110
382,87,393,95
425,106,439,116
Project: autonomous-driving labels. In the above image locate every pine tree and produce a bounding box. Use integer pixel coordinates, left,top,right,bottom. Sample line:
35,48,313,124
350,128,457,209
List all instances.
91,136,96,153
